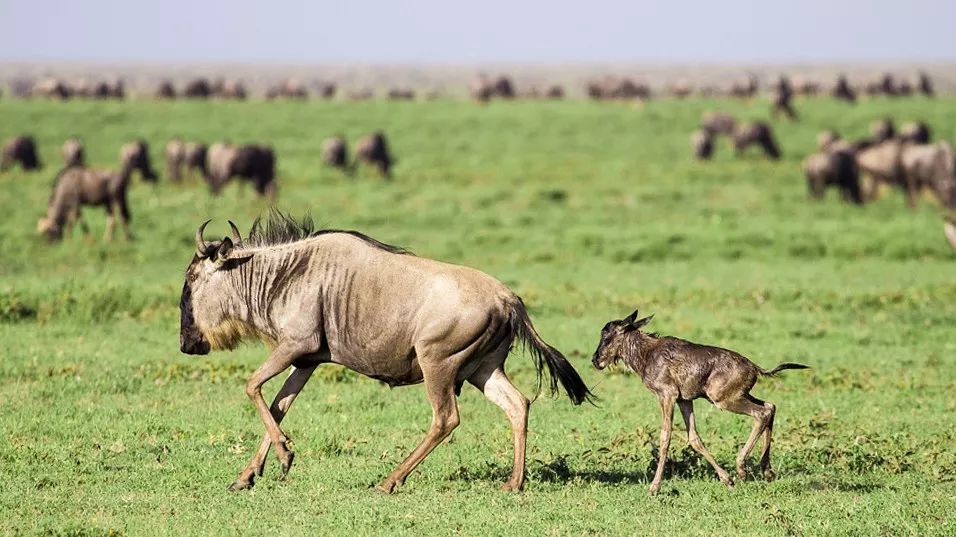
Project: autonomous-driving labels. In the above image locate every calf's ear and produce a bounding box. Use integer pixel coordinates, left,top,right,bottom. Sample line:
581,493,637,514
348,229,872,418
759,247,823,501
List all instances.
623,309,640,325
633,315,654,329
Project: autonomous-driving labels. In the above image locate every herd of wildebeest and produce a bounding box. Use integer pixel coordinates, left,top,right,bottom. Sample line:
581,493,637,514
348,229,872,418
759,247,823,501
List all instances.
3,69,956,496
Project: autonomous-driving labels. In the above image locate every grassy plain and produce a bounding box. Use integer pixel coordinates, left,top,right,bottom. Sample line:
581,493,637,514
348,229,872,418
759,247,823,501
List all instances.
1,95,955,535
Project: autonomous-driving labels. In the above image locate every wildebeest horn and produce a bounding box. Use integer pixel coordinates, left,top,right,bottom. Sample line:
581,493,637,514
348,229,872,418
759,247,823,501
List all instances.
195,219,212,255
227,220,242,244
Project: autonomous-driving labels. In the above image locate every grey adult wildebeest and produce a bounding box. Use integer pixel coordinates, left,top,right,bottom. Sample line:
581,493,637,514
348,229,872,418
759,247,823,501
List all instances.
179,213,593,493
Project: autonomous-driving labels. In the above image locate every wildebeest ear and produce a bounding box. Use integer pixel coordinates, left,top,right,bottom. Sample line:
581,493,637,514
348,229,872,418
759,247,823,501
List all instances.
623,309,640,325
633,314,654,329
216,237,233,262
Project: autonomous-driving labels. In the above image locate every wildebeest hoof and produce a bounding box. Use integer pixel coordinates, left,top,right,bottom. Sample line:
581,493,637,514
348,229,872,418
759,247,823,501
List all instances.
500,480,523,493
764,469,776,482
278,451,295,479
376,479,401,494
228,477,254,492
736,467,748,480
720,475,735,488
648,483,662,496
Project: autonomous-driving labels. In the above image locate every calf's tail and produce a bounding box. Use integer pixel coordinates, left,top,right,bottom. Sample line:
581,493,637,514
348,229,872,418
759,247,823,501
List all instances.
761,363,810,376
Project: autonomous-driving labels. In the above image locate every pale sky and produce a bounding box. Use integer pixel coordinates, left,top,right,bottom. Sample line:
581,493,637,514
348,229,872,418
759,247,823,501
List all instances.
0,0,954,63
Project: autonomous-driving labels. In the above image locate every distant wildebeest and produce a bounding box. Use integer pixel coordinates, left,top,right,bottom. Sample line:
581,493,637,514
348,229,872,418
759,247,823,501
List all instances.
165,139,186,183
771,75,797,120
38,140,157,241
179,214,593,492
388,88,415,100
792,77,820,96
1,135,42,172
804,132,862,204
155,80,177,99
31,78,73,100
945,218,956,253
918,72,934,97
120,140,158,183
591,310,807,495
183,142,208,181
545,85,565,99
321,136,350,173
183,78,213,99
700,112,737,137
729,74,758,99
855,139,914,207
900,141,955,209
266,79,308,100
733,122,781,160
870,118,896,143
668,81,693,99
831,74,857,103
587,77,651,100
62,138,85,168
206,143,277,197
691,130,714,160
214,79,247,100
470,75,495,102
345,88,374,101
900,122,931,144
354,131,394,179
315,82,337,99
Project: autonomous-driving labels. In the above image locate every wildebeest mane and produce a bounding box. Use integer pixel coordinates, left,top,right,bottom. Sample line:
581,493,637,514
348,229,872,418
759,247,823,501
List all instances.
246,209,410,255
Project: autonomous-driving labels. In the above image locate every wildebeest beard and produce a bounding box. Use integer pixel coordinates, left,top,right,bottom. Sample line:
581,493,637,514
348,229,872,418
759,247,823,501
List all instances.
179,268,211,355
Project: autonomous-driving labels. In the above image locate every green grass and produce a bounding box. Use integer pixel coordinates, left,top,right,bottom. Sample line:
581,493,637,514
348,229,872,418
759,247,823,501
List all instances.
2,95,955,536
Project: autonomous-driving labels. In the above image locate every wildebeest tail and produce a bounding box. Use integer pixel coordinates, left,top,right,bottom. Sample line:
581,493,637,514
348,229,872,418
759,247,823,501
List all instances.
510,297,594,405
761,363,810,376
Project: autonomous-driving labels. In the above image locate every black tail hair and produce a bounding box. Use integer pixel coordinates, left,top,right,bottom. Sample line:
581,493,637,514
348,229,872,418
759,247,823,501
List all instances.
761,363,810,376
510,297,594,405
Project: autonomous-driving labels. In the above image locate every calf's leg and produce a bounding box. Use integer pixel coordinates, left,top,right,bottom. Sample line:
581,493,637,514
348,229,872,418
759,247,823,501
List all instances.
649,393,676,496
759,401,776,481
678,399,733,488
717,394,772,480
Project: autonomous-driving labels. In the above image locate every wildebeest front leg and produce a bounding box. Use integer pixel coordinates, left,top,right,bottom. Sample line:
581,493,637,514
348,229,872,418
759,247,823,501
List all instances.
243,344,307,481
649,393,676,496
229,365,317,491
377,369,459,493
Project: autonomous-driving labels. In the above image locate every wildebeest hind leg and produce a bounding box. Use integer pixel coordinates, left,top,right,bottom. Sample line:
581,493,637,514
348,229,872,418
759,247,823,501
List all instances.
377,367,459,494
468,361,528,492
229,364,318,491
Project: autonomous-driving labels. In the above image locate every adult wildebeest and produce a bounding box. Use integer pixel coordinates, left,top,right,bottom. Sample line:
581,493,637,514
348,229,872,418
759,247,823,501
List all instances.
733,122,781,160
155,80,177,99
180,214,593,492
354,131,394,179
38,140,156,241
771,75,797,120
183,78,213,99
165,139,186,183
321,136,350,173
206,143,276,196
804,135,862,204
591,310,807,495
387,88,415,100
856,140,912,207
120,140,158,183
691,130,714,160
729,74,758,99
900,141,955,208
1,135,42,172
62,138,85,168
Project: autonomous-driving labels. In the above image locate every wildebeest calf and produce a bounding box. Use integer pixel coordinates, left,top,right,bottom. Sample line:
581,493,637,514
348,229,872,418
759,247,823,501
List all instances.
591,310,808,495
733,122,781,160
354,131,394,179
690,130,714,160
62,138,85,168
321,136,350,174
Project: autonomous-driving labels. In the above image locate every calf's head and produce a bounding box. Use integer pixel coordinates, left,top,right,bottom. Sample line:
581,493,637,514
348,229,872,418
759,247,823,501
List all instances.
592,309,654,370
